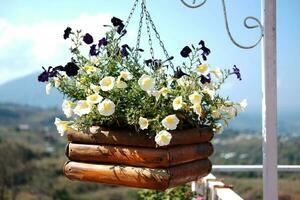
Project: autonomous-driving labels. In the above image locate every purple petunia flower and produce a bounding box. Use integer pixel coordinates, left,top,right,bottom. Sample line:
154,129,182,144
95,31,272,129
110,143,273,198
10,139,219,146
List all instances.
37,66,63,82
200,74,211,84
117,23,125,34
49,65,63,77
144,59,153,66
121,44,130,57
63,27,72,40
38,67,50,82
199,40,211,61
111,17,123,27
98,37,108,47
64,62,79,76
180,46,192,58
232,65,242,80
111,17,126,35
144,59,162,70
174,67,188,79
83,33,93,44
89,44,98,56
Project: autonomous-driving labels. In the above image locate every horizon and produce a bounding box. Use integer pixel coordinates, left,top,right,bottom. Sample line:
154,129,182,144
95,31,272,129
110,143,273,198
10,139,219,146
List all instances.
1,0,300,111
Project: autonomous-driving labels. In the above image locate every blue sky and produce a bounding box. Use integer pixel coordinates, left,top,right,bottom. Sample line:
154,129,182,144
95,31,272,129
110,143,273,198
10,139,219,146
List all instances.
0,0,299,112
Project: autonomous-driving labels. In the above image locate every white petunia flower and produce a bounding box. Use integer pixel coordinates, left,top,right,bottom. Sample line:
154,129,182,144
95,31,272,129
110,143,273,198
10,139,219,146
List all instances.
54,118,70,136
46,83,52,95
159,87,170,97
192,103,202,116
203,88,215,100
196,63,210,76
91,57,101,65
177,76,193,87
211,109,221,119
87,93,103,104
100,76,115,91
120,71,132,80
189,92,202,105
138,74,155,91
84,64,97,74
89,126,100,134
148,90,160,100
139,117,149,130
116,77,127,89
74,100,93,116
172,96,183,110
211,68,222,78
214,123,224,134
150,87,170,100
62,100,73,118
224,100,234,106
97,99,115,116
226,107,236,119
155,130,172,146
76,81,82,87
90,84,101,93
238,99,247,111
161,114,179,130
54,77,61,87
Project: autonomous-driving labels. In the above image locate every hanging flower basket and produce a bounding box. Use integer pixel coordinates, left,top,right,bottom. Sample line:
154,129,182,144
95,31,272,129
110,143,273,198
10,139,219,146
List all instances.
38,0,246,191
64,127,213,190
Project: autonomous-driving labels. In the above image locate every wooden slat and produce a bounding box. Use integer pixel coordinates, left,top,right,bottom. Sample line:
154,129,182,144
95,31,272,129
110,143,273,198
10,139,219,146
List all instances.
64,159,212,190
168,159,212,188
66,127,213,148
66,142,213,168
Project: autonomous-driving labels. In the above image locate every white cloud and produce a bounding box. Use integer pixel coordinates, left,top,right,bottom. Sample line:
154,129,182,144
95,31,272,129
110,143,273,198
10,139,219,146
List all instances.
0,13,114,85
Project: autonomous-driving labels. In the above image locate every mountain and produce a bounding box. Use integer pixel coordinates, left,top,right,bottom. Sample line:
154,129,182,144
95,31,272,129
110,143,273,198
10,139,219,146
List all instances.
0,72,63,108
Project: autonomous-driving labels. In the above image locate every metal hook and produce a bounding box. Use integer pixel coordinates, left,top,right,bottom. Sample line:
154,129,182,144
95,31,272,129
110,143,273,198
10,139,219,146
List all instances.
181,0,207,8
181,0,264,49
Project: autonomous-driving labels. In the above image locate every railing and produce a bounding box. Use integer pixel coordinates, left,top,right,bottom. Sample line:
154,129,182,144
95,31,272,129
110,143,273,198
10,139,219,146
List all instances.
193,173,243,200
213,165,300,172
193,165,300,200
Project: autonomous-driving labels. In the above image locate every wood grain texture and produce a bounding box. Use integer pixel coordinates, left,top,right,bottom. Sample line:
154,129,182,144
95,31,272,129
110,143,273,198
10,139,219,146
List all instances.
66,142,213,168
64,159,211,190
66,127,213,148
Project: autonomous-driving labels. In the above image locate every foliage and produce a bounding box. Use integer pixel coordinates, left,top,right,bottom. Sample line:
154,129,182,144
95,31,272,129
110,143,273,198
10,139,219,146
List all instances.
39,17,246,145
138,184,197,200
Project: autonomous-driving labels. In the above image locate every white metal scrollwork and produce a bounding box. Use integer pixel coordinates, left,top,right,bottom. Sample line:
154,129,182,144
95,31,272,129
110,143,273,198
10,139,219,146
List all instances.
181,0,264,49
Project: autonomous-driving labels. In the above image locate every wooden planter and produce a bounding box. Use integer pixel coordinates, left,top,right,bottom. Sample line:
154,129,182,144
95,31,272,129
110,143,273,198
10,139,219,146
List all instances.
64,126,214,190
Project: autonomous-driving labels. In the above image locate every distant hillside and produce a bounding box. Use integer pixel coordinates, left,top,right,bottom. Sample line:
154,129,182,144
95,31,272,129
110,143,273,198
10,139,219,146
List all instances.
0,72,62,107
0,103,62,129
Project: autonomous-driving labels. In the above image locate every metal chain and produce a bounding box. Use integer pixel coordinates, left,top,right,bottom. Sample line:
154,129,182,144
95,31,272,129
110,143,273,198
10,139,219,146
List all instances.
143,5,175,70
124,0,175,69
143,1,154,59
135,1,145,58
124,0,140,30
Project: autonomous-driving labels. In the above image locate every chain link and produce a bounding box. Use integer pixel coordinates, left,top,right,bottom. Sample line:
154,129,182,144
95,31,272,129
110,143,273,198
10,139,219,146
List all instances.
124,0,140,30
125,0,175,70
135,1,144,58
143,5,175,70
143,2,154,59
